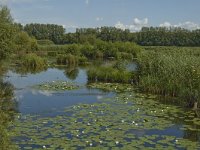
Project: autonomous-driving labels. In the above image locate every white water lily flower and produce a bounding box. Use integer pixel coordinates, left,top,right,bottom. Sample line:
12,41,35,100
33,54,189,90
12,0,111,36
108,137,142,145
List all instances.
115,141,119,145
43,145,46,149
99,140,103,144
132,121,135,124
90,143,93,146
121,120,125,123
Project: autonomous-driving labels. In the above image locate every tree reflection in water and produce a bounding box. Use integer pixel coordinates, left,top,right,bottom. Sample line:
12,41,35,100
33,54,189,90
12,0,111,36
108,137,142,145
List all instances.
64,65,79,80
12,65,47,75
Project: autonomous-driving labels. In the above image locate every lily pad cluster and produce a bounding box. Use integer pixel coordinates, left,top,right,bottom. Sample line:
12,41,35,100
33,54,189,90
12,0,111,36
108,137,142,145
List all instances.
32,80,80,91
87,83,134,93
9,84,200,149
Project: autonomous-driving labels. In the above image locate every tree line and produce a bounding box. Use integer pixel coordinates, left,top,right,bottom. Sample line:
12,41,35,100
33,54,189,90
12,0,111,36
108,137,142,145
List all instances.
21,24,200,47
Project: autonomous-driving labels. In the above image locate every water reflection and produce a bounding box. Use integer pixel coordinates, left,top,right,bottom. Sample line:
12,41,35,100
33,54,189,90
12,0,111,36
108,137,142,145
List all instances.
11,65,47,75
0,81,17,149
2,64,200,147
64,66,79,80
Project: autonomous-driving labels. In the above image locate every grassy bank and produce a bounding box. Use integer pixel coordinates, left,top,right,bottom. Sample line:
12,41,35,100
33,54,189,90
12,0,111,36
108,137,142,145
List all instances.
136,48,200,106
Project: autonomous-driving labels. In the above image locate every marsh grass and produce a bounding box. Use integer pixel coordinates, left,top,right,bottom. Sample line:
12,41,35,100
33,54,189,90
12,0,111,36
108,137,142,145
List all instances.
136,48,200,105
87,66,133,83
21,53,47,69
56,54,78,65
56,54,88,66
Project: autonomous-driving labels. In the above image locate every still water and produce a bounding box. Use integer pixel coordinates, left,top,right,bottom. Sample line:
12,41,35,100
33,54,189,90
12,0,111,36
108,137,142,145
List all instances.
1,66,200,149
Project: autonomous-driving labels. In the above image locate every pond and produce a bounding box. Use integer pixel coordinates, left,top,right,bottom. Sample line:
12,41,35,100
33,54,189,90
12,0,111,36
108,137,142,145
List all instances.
1,66,200,149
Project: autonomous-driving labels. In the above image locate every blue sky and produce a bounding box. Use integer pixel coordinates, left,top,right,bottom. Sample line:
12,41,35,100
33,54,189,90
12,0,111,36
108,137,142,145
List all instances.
1,0,200,32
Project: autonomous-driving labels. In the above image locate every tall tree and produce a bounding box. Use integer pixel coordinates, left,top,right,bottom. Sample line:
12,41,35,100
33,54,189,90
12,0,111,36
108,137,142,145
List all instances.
0,6,16,60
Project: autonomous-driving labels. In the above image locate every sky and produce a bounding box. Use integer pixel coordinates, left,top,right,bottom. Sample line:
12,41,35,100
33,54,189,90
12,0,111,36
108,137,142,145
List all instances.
1,0,200,32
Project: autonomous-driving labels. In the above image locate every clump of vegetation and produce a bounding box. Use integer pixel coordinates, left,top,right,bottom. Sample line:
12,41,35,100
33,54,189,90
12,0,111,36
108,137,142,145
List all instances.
56,54,88,66
87,66,133,83
39,41,141,61
21,53,47,69
56,54,79,65
136,48,200,107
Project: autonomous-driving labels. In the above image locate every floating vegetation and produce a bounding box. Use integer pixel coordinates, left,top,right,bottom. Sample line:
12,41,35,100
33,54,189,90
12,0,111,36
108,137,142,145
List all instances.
87,82,134,93
10,84,200,149
32,80,80,91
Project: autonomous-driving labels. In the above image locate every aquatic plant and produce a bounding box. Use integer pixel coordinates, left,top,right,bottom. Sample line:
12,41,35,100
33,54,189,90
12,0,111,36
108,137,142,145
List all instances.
10,85,200,149
136,48,200,107
56,54,79,66
21,53,47,69
32,80,80,91
87,66,133,83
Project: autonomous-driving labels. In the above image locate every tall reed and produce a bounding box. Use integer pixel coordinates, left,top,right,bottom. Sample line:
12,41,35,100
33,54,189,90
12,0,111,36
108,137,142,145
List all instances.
136,48,200,106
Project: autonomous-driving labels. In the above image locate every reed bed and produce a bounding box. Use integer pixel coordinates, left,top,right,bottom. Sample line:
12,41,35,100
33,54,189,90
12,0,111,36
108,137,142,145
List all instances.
136,48,200,105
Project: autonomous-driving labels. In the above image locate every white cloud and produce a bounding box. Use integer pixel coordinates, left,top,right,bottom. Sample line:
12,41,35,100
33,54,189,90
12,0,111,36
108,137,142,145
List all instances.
85,0,89,5
160,21,200,30
96,17,103,21
115,18,149,32
159,22,171,27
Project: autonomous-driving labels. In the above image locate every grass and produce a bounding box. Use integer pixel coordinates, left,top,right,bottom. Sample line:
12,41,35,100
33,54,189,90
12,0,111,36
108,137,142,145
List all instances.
136,47,200,106
87,66,133,83
21,53,47,69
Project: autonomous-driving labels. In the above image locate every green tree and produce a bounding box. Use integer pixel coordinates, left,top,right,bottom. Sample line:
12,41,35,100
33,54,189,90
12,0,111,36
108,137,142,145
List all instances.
0,6,16,60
